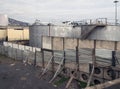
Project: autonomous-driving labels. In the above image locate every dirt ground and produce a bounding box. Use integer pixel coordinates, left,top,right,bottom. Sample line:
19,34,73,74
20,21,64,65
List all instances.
0,55,61,89
0,55,80,89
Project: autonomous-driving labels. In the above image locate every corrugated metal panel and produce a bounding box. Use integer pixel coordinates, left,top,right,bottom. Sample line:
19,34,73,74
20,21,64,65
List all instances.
96,49,112,59
96,49,112,64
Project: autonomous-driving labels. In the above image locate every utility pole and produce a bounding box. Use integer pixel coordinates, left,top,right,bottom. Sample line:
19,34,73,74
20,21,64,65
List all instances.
114,0,119,25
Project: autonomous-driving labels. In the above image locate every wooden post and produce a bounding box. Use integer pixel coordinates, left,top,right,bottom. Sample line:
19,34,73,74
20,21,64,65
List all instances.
48,24,50,36
87,40,96,87
51,37,53,50
114,41,119,64
76,46,79,70
111,51,116,80
77,38,79,47
93,40,96,64
63,50,65,67
63,50,66,73
51,50,54,73
33,48,37,67
112,51,116,67
63,37,65,50
114,41,117,50
63,37,66,73
51,36,54,73
41,48,45,68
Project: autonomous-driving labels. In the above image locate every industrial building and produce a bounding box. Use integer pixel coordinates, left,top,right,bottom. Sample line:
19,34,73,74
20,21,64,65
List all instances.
29,18,120,88
29,19,120,50
0,14,29,42
0,26,29,41
1,14,120,88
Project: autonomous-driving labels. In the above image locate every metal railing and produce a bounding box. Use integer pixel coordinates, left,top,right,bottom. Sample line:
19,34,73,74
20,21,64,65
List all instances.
68,18,120,26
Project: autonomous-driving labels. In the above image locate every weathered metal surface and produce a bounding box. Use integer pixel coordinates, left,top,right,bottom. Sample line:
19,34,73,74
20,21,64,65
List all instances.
30,24,120,48
50,25,81,38
0,14,8,26
29,25,49,48
29,25,81,48
88,26,120,41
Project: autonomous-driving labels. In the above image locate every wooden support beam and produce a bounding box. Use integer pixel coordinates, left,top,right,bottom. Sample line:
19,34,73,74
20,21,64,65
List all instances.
76,46,79,70
65,74,75,89
114,41,117,51
51,51,54,73
87,40,96,87
33,49,37,67
41,49,45,68
63,51,66,70
65,70,77,89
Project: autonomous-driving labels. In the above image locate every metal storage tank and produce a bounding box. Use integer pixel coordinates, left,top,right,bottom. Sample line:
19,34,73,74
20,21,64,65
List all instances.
29,23,81,48
0,14,8,26
50,25,81,38
29,22,120,48
29,25,49,48
88,25,120,41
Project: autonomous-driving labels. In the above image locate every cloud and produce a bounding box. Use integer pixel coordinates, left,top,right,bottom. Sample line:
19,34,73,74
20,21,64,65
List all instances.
0,0,120,23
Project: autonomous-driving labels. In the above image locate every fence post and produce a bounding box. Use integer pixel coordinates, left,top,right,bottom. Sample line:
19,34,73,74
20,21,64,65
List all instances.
87,40,96,87
76,46,79,71
111,51,116,80
63,37,65,50
51,50,54,73
62,50,66,73
112,51,116,67
41,48,45,68
33,48,37,67
114,41,117,50
63,50,65,67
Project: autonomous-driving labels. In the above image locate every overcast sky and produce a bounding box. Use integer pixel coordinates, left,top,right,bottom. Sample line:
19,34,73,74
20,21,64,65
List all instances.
0,0,120,23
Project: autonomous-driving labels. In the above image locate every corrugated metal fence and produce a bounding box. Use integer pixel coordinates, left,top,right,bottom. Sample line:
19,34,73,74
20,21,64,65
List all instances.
0,42,42,66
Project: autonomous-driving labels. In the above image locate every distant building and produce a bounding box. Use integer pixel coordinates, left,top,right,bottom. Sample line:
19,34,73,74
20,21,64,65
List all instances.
0,14,29,42
0,26,29,41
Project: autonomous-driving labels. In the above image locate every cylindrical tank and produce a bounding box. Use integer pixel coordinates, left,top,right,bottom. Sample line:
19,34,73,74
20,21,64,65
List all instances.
0,14,8,26
29,24,81,48
88,25,120,41
29,25,49,48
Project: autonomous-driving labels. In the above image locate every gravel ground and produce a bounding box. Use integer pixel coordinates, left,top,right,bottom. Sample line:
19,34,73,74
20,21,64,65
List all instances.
104,83,120,89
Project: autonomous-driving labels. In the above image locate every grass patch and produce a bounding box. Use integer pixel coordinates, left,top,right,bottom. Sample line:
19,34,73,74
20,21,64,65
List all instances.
77,80,94,88
77,81,87,88
0,54,6,58
54,76,69,87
